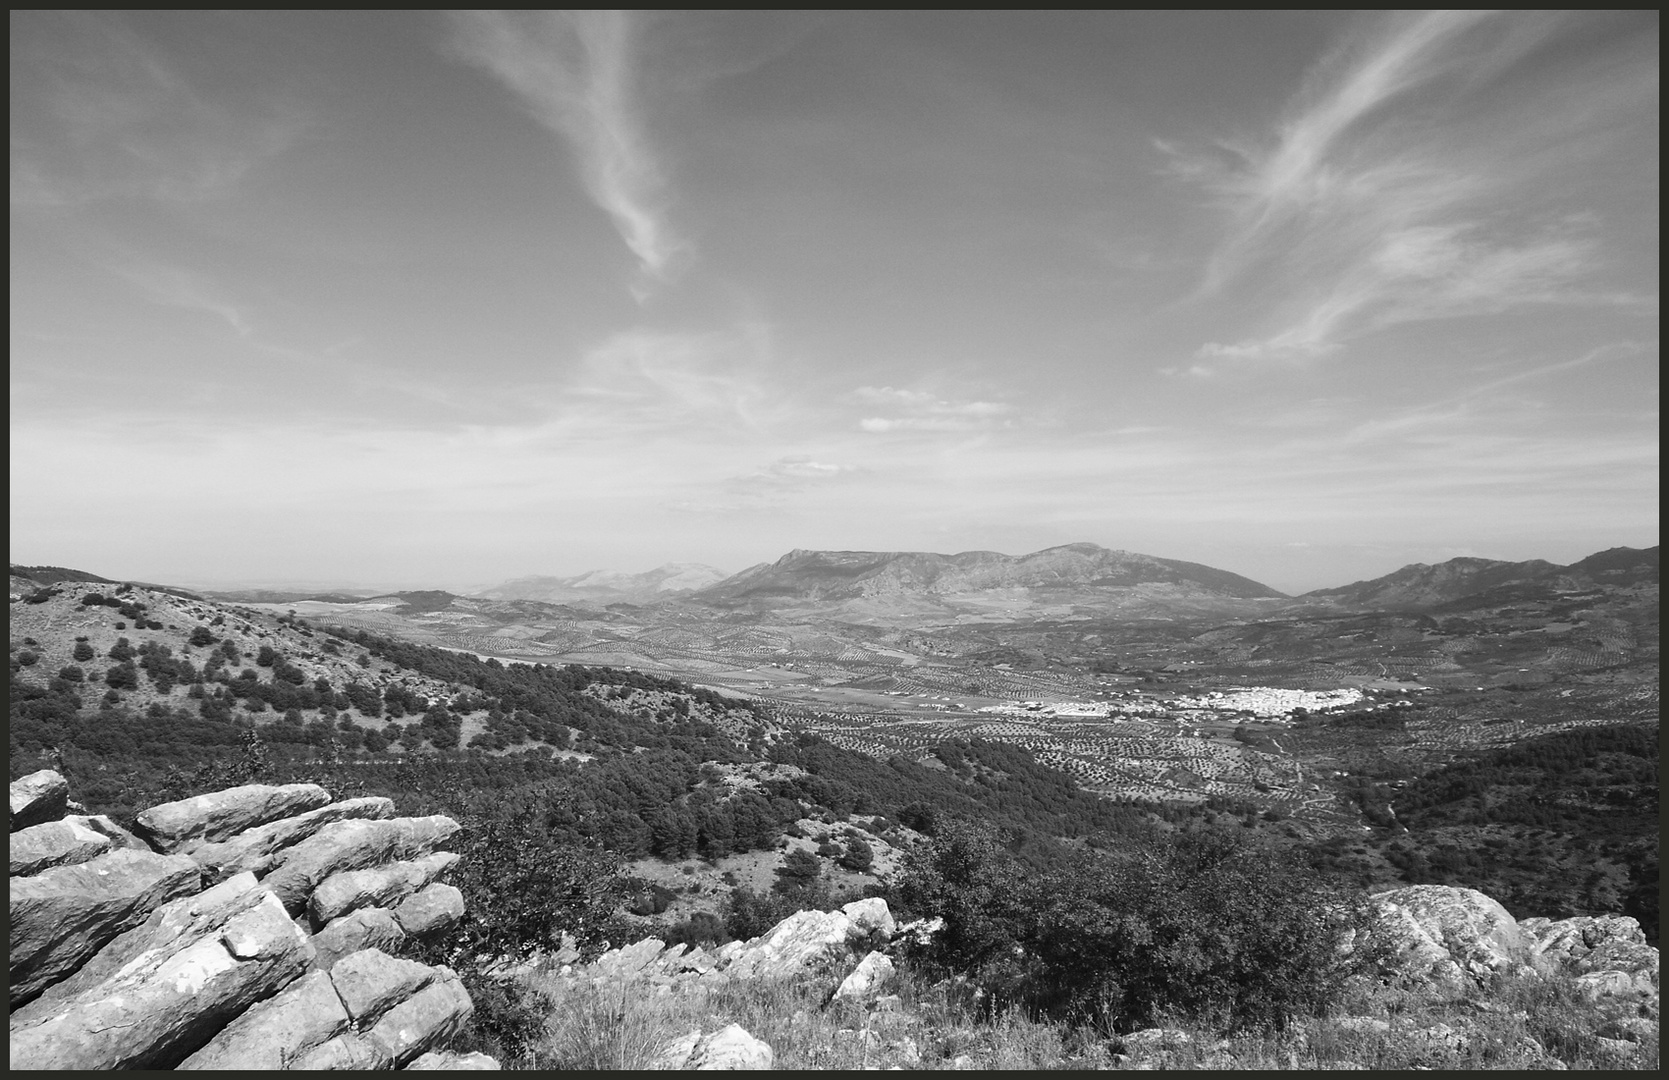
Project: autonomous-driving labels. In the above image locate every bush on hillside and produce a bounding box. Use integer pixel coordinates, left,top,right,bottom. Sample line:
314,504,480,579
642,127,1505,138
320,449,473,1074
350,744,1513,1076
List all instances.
894,820,1375,1034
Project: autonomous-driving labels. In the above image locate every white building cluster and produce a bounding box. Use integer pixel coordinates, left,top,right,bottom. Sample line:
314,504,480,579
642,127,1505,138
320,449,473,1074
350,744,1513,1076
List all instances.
976,686,1365,722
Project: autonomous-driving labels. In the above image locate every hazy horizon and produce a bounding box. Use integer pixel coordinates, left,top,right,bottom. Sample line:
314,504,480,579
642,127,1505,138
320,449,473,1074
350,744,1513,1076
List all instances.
11,12,1659,595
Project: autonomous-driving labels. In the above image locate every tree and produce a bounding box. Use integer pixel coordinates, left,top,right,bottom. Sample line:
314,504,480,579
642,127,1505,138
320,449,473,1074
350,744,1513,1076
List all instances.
73,639,95,662
839,835,874,872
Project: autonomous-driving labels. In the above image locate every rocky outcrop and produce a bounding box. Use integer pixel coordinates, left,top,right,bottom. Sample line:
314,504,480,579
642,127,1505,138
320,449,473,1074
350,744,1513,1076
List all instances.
10,846,202,1006
10,890,313,1069
1521,914,1660,1001
183,796,396,882
260,815,461,914
1366,884,1660,1021
557,897,897,1003
134,783,333,852
7,772,491,1071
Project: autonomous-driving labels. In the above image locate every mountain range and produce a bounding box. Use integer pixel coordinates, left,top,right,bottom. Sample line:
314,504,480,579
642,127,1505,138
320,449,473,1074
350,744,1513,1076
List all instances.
16,543,1656,621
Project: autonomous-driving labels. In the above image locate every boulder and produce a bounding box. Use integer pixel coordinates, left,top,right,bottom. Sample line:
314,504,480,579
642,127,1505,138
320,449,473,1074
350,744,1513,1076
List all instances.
311,906,407,971
7,890,313,1069
182,796,396,882
408,1050,502,1069
176,969,348,1070
10,770,69,831
393,881,465,937
655,1028,703,1069
259,815,460,914
833,950,894,1002
10,846,201,1006
328,947,437,1024
309,850,457,925
1371,885,1530,985
134,783,332,852
288,1032,393,1070
842,897,896,941
690,1024,774,1069
364,967,473,1066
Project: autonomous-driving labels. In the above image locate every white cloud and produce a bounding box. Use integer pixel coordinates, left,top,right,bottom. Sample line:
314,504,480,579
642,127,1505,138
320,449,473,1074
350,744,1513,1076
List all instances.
852,385,1014,433
449,11,687,293
1172,12,1650,366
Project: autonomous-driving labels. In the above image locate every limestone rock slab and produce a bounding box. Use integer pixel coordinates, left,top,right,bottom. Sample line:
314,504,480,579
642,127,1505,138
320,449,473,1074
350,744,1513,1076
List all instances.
408,1050,502,1069
394,881,465,937
182,796,396,882
7,890,313,1069
309,850,457,925
9,846,201,1006
10,872,265,1027
311,906,406,971
10,770,69,832
11,816,118,876
135,783,333,852
260,815,460,914
365,968,473,1067
176,969,348,1070
328,947,437,1024
288,1031,393,1070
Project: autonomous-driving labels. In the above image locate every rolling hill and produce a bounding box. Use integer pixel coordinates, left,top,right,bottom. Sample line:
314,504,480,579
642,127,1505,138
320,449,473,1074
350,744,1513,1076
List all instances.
1303,546,1659,610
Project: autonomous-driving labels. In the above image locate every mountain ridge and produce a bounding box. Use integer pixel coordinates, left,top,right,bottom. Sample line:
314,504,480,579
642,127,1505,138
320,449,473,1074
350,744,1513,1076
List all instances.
1304,546,1659,609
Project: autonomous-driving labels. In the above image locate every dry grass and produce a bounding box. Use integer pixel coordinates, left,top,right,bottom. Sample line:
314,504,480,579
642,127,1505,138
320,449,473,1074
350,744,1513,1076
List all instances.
478,957,1658,1071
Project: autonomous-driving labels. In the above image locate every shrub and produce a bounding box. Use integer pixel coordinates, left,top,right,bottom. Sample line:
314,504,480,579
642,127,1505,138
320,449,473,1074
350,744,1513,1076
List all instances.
104,663,139,691
662,911,726,949
839,836,875,872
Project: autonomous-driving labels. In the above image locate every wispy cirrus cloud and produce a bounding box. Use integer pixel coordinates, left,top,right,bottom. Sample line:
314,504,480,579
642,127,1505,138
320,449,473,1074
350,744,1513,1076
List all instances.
559,322,779,433
448,10,686,295
1169,11,1654,365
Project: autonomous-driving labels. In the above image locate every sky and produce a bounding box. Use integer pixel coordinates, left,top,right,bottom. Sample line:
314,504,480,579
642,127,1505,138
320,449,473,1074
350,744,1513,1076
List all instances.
10,11,1659,594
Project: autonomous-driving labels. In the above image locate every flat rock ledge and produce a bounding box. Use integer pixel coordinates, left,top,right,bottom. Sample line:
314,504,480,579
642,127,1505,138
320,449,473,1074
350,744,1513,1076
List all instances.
8,771,494,1071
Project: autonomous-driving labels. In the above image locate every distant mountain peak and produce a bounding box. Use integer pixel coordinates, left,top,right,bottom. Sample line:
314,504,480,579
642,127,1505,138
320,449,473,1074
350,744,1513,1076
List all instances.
478,563,728,605
693,543,1285,611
